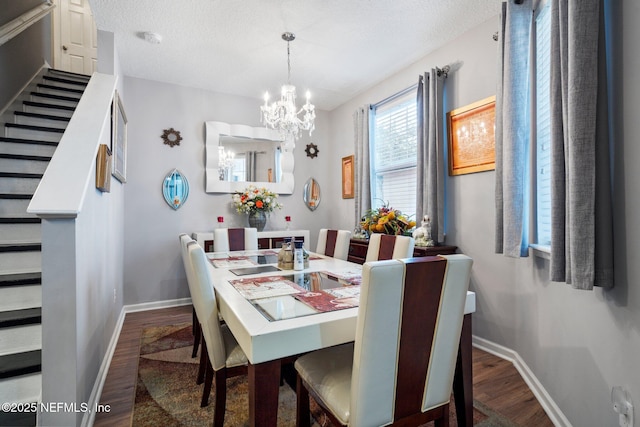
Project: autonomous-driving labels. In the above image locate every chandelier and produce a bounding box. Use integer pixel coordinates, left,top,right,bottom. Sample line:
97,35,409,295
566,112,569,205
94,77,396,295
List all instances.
260,32,315,141
218,146,234,181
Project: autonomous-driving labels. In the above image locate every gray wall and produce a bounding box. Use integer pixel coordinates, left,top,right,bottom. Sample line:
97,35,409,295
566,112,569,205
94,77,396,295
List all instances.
0,0,51,111
330,7,639,427
118,4,639,426
122,76,331,304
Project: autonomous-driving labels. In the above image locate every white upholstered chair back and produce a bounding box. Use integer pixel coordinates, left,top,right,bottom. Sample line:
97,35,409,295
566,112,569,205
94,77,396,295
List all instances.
179,234,199,311
364,233,415,262
213,227,258,252
187,241,228,371
316,229,352,260
349,254,472,426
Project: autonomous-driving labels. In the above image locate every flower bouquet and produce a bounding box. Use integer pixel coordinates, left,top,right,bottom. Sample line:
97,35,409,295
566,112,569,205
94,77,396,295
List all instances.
361,204,416,235
232,185,283,214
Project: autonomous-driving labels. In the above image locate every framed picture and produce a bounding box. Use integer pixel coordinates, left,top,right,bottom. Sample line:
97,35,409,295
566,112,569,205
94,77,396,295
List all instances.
342,155,354,199
447,95,496,176
111,91,128,183
95,144,112,192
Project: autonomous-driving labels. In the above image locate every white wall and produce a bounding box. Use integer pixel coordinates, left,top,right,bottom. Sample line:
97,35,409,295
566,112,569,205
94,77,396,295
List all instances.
328,6,640,427
122,77,331,304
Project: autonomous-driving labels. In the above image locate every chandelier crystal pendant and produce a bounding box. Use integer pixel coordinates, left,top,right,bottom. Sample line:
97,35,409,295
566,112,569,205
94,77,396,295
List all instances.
261,32,315,141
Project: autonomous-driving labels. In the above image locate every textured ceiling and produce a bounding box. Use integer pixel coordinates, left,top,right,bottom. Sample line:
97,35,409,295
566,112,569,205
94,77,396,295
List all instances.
89,0,501,111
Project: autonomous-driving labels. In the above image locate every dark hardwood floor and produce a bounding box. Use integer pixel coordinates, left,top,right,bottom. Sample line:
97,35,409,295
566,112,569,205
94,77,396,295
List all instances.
94,305,553,426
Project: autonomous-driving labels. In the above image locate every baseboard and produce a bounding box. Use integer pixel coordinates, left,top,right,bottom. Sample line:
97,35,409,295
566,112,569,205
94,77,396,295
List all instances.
81,297,191,426
472,336,572,427
124,297,192,313
81,306,126,427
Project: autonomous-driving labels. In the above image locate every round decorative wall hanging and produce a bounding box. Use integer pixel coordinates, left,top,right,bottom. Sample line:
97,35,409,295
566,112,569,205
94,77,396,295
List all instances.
162,128,183,147
305,143,319,158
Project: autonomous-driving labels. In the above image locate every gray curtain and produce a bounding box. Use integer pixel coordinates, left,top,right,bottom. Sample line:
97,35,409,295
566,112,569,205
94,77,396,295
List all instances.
246,151,256,181
495,0,532,257
549,0,613,289
353,106,371,228
416,70,445,243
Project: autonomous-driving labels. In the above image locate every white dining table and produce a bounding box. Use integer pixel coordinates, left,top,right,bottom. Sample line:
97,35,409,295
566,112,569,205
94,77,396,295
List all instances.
207,249,476,427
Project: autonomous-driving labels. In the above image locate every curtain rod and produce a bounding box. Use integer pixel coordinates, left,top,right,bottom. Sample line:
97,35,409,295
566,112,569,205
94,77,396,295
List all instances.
373,84,418,109
373,62,450,108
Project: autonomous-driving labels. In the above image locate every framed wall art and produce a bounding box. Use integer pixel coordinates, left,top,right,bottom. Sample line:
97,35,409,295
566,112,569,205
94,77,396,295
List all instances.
111,91,128,183
341,155,354,199
95,144,112,192
447,95,496,176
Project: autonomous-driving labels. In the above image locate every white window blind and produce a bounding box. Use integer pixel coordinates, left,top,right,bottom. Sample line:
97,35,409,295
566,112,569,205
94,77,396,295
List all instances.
535,1,552,246
371,93,417,216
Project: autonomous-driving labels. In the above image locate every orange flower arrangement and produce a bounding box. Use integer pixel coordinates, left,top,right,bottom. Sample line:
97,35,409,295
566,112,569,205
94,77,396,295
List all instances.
232,185,282,214
361,203,416,235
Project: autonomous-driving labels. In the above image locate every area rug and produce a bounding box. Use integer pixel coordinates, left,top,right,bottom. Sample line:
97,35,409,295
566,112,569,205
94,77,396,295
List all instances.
131,324,515,426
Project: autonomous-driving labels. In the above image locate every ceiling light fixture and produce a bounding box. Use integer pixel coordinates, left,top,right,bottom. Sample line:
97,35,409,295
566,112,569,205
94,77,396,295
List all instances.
260,32,315,142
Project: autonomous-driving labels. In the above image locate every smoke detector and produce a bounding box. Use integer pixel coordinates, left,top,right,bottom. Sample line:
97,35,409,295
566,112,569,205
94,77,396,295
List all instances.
142,32,162,44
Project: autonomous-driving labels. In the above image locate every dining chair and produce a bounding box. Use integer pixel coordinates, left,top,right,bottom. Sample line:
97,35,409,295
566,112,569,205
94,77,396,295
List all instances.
187,241,248,426
178,234,201,360
295,254,473,427
213,227,258,252
364,233,415,262
316,229,352,261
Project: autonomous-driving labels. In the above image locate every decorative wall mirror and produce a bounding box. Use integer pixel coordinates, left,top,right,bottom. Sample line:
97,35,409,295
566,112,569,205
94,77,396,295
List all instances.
303,177,321,211
205,121,294,194
163,169,189,210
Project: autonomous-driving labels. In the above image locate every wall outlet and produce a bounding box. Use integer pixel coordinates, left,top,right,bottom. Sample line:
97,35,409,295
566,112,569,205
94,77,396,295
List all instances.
612,386,634,427
113,288,117,303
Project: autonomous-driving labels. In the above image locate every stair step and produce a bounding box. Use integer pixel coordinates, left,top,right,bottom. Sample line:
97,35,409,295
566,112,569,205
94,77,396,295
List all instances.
0,284,41,312
0,308,41,328
0,153,51,177
5,123,64,134
0,222,41,242
0,350,41,379
0,401,38,426
43,75,88,88
0,136,58,147
13,112,70,130
0,193,32,200
5,126,62,143
22,101,75,118
0,137,58,157
29,93,79,108
0,242,41,252
0,216,40,224
36,83,84,96
0,248,41,270
0,372,41,406
0,324,41,356
0,152,52,162
0,271,41,287
0,198,32,217
0,173,42,195
47,68,91,81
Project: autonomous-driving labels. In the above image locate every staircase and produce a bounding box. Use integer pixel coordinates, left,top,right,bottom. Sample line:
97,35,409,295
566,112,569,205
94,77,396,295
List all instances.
0,69,89,426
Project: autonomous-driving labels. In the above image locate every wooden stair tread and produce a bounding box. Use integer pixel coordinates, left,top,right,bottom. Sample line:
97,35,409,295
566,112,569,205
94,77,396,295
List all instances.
0,308,41,328
0,153,52,162
0,272,41,287
22,101,76,112
0,350,41,379
30,92,81,103
5,123,65,133
13,111,71,122
0,136,58,146
36,84,84,95
0,243,41,252
42,75,88,87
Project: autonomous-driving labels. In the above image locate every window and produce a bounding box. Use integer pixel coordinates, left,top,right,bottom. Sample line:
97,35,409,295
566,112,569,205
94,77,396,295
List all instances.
370,91,417,216
535,1,551,247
